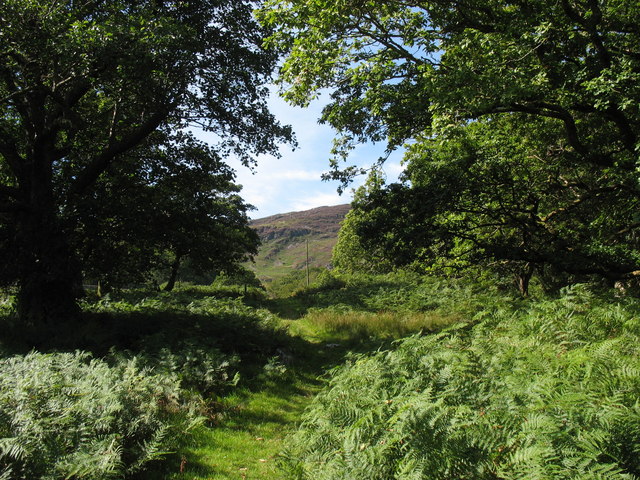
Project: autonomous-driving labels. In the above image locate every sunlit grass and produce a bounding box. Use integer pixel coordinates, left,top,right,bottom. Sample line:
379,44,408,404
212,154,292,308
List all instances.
89,274,479,479
290,309,461,344
165,379,321,480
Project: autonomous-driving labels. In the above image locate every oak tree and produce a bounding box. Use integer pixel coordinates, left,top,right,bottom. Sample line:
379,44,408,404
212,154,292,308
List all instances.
74,132,260,293
0,0,291,326
261,0,640,288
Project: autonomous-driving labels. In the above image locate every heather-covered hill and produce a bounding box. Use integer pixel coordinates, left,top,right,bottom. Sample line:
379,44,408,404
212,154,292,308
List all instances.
249,204,350,284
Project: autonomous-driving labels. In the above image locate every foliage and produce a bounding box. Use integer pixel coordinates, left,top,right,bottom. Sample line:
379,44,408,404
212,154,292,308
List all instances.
0,351,201,480
311,270,347,291
332,173,394,275
214,267,265,292
343,116,640,293
73,131,260,292
78,289,288,364
259,0,640,288
0,283,299,479
266,267,326,298
294,271,517,315
0,0,292,326
260,0,639,171
280,285,640,479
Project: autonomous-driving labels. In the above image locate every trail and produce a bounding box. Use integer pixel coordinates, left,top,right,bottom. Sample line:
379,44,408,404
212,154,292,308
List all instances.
166,334,352,480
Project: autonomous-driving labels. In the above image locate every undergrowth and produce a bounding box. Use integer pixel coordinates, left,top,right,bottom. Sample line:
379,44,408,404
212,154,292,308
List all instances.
280,284,640,479
3,276,638,479
0,352,199,480
268,270,519,319
0,285,289,479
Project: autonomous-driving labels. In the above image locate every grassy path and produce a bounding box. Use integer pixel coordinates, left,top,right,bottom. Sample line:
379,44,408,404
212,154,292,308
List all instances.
155,288,453,480
166,335,349,480
169,383,317,479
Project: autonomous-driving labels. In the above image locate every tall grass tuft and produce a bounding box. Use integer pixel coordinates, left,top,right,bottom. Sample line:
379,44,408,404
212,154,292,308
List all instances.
303,309,460,342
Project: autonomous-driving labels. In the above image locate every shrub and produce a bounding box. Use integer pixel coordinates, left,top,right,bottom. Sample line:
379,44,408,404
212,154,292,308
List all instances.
0,351,200,480
310,270,347,291
123,339,240,395
280,286,640,479
267,267,326,298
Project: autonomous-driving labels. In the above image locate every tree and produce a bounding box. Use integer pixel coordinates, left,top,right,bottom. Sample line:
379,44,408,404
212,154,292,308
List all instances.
343,116,640,294
260,0,640,287
0,0,292,326
73,132,260,293
332,172,394,275
147,135,261,292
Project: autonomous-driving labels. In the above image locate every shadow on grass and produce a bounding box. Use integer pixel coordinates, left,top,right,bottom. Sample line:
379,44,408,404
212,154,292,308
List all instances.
260,278,416,320
0,284,443,480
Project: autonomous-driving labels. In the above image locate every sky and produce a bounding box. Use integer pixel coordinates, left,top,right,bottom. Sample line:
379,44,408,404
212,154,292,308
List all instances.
200,90,405,220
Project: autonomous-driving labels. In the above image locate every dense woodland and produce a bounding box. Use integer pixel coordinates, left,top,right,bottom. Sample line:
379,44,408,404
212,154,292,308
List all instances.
1,0,639,479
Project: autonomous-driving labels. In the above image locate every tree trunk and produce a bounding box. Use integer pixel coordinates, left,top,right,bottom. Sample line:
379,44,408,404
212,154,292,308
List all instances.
14,145,83,336
515,263,534,297
164,256,181,292
15,203,82,332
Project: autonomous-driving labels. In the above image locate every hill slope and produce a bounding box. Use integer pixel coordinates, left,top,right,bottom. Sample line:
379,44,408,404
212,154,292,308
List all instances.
248,204,350,284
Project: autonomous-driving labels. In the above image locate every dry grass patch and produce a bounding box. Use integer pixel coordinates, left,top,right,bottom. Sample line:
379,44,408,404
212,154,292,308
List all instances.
303,309,461,341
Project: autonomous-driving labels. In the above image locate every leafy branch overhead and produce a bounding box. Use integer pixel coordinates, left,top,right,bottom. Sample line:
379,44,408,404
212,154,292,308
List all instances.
260,0,640,290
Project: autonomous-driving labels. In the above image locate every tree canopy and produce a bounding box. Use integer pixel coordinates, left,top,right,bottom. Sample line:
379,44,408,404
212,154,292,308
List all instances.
0,0,292,327
260,0,640,291
73,131,260,293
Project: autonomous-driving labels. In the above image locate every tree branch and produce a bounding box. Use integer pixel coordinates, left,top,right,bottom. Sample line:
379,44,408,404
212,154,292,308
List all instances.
489,102,623,168
69,108,171,195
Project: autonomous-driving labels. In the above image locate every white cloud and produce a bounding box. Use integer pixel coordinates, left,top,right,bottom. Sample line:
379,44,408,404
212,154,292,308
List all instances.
266,169,324,181
292,191,351,213
381,159,405,181
198,86,408,219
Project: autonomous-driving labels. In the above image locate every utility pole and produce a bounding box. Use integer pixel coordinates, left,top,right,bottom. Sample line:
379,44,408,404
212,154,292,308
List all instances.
306,238,310,287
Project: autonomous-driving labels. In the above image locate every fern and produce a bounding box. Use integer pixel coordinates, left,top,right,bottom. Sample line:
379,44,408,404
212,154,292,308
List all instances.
281,286,640,479
0,351,200,479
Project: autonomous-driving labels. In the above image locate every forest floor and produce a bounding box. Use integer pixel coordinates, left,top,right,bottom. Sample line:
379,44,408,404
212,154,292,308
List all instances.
4,275,636,479
165,336,344,480
0,273,493,479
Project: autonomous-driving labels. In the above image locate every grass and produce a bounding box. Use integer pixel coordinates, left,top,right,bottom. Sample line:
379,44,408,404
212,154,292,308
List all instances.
155,317,368,480
278,284,640,479
165,384,316,479
155,339,349,480
7,273,636,479
295,309,461,343
250,236,337,281
153,279,468,480
135,273,488,479
0,274,486,479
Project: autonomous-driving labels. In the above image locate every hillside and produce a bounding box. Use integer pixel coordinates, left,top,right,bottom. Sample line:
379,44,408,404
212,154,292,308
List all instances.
248,204,350,284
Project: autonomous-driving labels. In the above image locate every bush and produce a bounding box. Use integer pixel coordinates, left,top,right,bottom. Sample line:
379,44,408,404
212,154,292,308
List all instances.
267,267,326,298
0,351,200,480
280,286,640,479
124,338,240,395
310,270,346,291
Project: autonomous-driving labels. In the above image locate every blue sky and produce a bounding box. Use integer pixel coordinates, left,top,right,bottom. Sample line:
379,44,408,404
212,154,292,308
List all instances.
207,90,405,220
